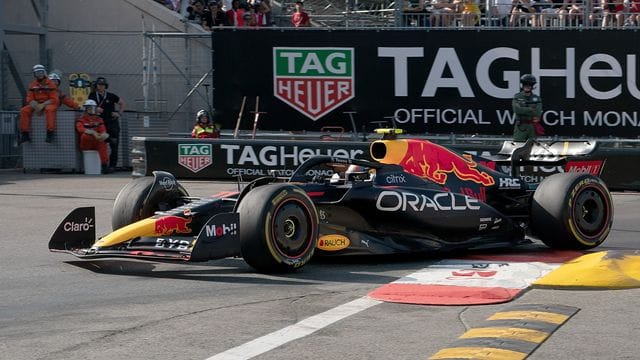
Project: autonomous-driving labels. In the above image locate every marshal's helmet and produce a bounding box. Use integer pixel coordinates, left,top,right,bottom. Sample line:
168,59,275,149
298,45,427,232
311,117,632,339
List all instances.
196,109,210,123
33,64,47,78
48,73,61,85
520,74,537,88
83,99,98,114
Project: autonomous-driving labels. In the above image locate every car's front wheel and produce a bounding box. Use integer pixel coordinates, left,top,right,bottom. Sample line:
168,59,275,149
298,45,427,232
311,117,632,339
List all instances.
237,183,318,273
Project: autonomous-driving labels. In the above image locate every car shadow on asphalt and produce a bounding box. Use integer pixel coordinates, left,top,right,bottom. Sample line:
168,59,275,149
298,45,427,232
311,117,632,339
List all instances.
63,244,554,286
64,252,449,285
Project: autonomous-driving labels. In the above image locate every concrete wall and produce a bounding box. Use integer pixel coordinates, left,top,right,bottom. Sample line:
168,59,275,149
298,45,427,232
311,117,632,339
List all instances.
1,0,212,133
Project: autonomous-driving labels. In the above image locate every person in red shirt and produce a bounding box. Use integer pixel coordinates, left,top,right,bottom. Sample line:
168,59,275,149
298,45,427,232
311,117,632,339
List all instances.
291,0,310,27
19,64,60,143
225,0,245,26
191,109,220,139
48,73,81,110
76,99,110,174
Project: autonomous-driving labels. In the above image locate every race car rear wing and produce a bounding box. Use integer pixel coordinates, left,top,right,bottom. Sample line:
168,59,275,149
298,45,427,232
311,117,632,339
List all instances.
486,139,598,176
497,139,598,161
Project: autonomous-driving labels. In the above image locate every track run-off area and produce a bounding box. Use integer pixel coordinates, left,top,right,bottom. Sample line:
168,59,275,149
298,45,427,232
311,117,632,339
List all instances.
1,171,639,360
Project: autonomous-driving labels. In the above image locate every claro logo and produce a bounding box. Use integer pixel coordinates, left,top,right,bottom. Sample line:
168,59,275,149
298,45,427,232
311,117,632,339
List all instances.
376,190,480,212
64,217,94,232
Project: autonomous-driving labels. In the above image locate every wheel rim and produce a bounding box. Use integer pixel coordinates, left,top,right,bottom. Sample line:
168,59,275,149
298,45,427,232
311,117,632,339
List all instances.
271,199,313,259
572,185,609,239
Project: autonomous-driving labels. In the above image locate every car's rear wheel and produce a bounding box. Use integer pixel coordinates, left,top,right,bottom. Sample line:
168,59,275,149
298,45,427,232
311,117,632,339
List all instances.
237,183,318,273
531,172,613,249
112,175,188,230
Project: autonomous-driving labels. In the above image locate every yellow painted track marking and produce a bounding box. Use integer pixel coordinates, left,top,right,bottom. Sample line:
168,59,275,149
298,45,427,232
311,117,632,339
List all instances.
488,311,568,324
430,347,528,360
534,251,640,288
460,327,549,343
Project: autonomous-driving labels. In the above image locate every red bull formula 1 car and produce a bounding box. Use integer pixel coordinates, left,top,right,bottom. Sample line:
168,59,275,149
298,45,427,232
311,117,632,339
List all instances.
50,132,614,272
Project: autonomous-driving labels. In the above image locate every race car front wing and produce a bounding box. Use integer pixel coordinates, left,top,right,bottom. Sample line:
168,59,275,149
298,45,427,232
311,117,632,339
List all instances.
49,207,241,262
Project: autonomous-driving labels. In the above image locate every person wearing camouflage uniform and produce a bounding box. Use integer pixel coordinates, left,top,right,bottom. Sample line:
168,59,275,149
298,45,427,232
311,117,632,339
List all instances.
512,74,543,141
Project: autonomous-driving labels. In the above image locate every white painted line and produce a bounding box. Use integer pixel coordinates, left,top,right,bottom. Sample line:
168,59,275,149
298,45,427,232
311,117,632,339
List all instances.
205,297,381,360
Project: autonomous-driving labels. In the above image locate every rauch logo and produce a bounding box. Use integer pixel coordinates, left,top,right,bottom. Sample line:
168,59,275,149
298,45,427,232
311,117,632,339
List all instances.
273,47,355,121
178,143,212,173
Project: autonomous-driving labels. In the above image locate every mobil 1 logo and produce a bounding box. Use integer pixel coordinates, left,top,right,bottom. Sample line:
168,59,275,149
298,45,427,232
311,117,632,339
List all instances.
273,47,355,121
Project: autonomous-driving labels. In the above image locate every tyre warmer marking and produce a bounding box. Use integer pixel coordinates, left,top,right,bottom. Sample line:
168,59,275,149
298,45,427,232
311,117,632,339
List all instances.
429,304,579,360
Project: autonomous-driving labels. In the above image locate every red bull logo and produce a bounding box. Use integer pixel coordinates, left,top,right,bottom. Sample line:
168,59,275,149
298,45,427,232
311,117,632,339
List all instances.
154,215,192,236
398,140,495,186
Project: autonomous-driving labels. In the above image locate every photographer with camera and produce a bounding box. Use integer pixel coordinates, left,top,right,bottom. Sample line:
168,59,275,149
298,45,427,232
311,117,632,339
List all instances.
512,74,543,141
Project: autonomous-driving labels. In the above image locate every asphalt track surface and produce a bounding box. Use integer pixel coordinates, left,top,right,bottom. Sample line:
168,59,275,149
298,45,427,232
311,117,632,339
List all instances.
1,171,639,360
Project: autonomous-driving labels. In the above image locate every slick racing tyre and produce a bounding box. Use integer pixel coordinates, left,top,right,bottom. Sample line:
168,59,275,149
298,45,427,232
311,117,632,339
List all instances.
237,183,318,273
112,175,188,230
531,172,613,249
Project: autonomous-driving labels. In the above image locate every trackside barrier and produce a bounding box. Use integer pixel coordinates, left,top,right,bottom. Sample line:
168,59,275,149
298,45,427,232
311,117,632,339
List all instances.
130,135,640,191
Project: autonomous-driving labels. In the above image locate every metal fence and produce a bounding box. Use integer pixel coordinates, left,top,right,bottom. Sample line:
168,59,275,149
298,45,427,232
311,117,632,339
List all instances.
271,0,640,29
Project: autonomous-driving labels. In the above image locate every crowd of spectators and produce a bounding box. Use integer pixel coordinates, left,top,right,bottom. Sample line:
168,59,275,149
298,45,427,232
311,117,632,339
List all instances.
156,0,310,28
402,0,640,28
155,0,640,28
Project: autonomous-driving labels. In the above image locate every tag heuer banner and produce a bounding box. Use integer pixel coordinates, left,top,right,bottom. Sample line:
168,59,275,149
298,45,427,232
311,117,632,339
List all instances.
211,29,640,138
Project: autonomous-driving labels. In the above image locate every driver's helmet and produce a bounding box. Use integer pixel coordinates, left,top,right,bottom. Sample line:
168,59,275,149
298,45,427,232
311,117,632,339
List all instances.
345,164,369,182
196,109,210,123
83,99,97,114
520,74,537,88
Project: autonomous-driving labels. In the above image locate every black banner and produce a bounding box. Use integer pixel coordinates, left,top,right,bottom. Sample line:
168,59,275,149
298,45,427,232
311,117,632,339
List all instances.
212,29,640,138
137,138,639,191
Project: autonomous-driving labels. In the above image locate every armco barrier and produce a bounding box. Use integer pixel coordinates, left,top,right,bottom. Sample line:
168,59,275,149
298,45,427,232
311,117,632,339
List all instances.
131,136,640,191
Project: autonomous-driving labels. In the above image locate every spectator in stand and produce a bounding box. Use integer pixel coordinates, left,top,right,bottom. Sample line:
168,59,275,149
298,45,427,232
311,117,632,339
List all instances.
629,0,640,25
458,0,482,26
209,1,227,26
430,0,456,27
191,109,220,138
512,74,543,141
292,0,311,27
601,0,625,28
510,0,539,26
488,0,514,25
539,0,569,27
19,64,59,144
243,5,258,26
88,77,125,173
226,0,245,26
48,73,81,111
257,0,272,26
76,99,110,174
187,0,213,30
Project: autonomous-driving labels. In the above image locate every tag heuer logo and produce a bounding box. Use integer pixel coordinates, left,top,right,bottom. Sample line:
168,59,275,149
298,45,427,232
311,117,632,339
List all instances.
273,47,354,121
178,144,212,173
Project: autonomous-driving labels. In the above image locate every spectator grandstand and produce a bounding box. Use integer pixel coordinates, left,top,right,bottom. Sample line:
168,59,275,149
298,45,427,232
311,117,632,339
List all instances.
168,0,640,29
